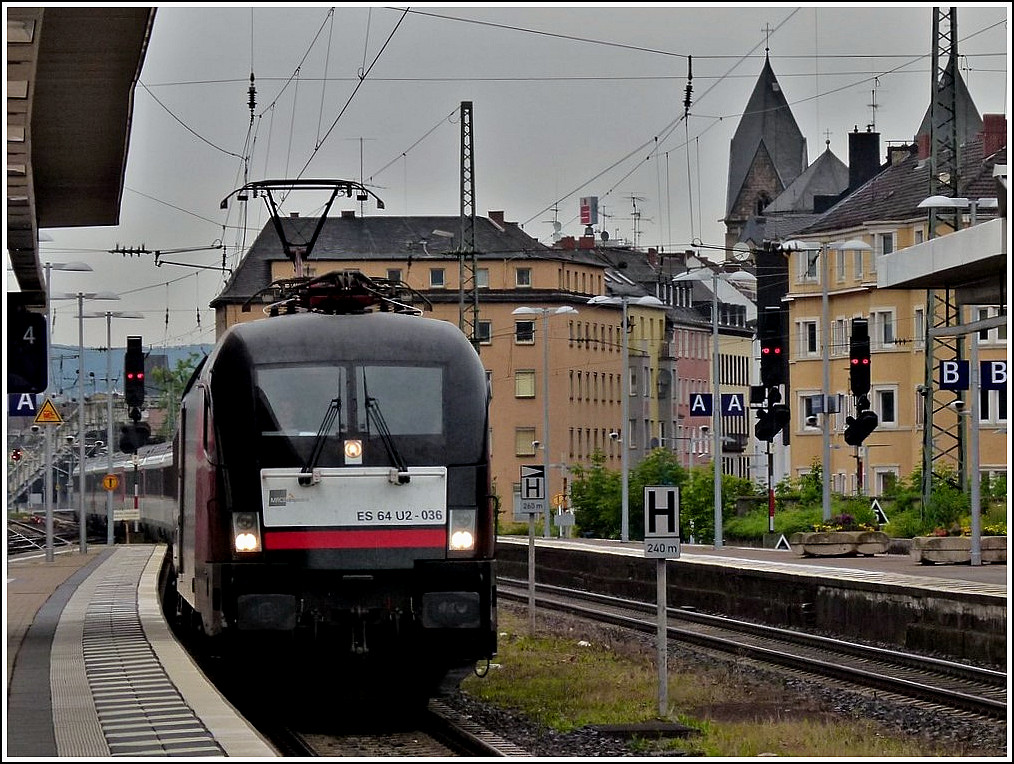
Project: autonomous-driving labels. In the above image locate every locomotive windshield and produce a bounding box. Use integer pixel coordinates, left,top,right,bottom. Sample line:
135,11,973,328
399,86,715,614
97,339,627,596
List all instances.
254,363,444,467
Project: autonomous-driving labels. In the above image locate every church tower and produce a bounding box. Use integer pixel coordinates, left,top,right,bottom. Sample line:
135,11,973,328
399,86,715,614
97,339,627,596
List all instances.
724,52,808,250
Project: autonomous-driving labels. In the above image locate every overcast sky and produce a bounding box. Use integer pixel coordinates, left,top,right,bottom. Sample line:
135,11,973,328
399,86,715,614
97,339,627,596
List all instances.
9,3,1010,349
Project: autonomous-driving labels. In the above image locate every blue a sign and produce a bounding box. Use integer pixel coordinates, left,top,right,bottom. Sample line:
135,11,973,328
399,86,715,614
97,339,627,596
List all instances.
721,393,746,417
688,393,745,417
8,393,40,417
689,393,712,416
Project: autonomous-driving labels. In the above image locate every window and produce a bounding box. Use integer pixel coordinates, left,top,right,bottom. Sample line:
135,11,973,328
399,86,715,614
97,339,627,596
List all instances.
430,268,445,288
980,387,1008,424
976,306,1007,344
836,248,846,282
516,267,532,288
800,250,819,281
798,320,818,356
833,318,847,357
477,320,492,345
874,388,897,426
913,307,925,349
800,392,822,429
515,427,537,456
878,232,894,256
871,309,895,347
515,370,536,398
514,320,535,344
387,268,402,282
874,467,899,496
476,268,489,289
853,248,864,279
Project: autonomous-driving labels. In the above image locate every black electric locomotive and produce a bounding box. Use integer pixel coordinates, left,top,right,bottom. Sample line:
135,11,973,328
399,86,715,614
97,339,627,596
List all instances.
164,271,497,698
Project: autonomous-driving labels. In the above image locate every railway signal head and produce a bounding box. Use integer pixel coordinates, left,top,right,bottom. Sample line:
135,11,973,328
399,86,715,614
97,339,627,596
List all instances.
754,403,790,442
11,447,23,462
118,422,151,454
124,336,145,408
759,340,787,388
843,409,879,446
849,318,871,396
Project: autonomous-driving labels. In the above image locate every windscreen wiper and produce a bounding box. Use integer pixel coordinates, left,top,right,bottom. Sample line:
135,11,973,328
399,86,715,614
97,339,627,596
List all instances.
302,396,342,479
363,371,410,484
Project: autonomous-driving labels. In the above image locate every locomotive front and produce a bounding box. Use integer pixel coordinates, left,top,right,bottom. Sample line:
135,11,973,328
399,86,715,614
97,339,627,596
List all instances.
176,308,495,694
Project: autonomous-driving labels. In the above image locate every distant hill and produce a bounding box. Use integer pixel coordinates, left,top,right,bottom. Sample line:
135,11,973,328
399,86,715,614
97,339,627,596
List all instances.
47,343,212,398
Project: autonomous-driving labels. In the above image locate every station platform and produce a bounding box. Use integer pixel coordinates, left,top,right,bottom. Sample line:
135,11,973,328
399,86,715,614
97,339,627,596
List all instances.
504,534,1010,590
496,534,1008,665
5,544,278,758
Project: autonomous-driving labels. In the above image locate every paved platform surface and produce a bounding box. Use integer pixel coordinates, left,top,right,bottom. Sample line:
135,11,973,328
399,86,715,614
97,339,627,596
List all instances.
506,535,1009,592
5,544,278,758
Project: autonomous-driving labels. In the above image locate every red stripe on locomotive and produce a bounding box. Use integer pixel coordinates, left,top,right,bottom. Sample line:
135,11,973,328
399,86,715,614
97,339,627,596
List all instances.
263,527,447,550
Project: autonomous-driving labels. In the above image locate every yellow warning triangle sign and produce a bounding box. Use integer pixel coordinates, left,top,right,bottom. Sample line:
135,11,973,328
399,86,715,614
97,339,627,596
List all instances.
34,398,64,424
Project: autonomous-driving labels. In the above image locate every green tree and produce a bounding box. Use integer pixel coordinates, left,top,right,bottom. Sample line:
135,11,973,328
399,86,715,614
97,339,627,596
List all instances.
568,451,621,539
148,352,202,441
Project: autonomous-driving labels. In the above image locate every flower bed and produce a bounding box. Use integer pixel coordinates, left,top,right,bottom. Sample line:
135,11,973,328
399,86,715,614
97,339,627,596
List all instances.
910,535,1007,565
789,530,890,557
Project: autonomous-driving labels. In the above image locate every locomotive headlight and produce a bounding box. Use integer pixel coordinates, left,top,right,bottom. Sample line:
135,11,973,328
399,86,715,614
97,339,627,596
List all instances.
448,508,476,552
344,439,363,464
232,512,262,553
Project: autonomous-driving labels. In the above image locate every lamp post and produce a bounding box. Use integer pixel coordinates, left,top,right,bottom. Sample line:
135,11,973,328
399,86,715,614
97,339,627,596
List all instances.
587,294,663,542
41,262,92,562
85,310,144,545
511,305,578,538
672,264,747,548
55,291,120,553
780,239,871,520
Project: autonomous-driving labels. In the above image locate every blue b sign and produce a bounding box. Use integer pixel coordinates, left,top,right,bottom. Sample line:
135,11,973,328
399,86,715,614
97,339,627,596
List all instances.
939,360,1007,391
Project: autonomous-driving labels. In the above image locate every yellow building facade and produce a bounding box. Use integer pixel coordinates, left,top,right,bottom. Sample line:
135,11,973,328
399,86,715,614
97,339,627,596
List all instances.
785,223,1006,496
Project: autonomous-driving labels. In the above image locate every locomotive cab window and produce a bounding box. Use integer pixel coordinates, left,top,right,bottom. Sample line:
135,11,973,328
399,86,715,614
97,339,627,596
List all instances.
254,363,444,467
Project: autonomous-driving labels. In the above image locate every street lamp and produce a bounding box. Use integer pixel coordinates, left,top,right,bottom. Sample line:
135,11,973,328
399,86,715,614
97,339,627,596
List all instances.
41,262,92,562
780,239,871,521
673,263,749,548
511,305,579,538
84,310,144,545
54,291,120,553
586,294,664,543
918,195,999,227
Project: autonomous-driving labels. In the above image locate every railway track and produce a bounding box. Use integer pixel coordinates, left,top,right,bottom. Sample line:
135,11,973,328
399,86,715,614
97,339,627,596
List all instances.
6,518,78,556
498,577,1007,721
268,701,529,757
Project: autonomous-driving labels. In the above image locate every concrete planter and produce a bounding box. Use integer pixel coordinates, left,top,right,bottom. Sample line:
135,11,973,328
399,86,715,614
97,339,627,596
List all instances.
789,530,890,557
911,535,1007,565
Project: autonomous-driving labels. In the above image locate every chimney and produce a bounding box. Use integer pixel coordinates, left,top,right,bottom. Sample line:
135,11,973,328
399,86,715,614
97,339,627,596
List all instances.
290,211,300,218
981,114,1007,157
578,236,595,249
341,210,355,219
848,126,880,190
917,133,930,160
558,236,576,251
488,210,505,226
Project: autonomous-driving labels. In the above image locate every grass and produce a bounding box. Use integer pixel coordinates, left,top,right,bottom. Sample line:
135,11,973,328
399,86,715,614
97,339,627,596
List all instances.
461,605,999,757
